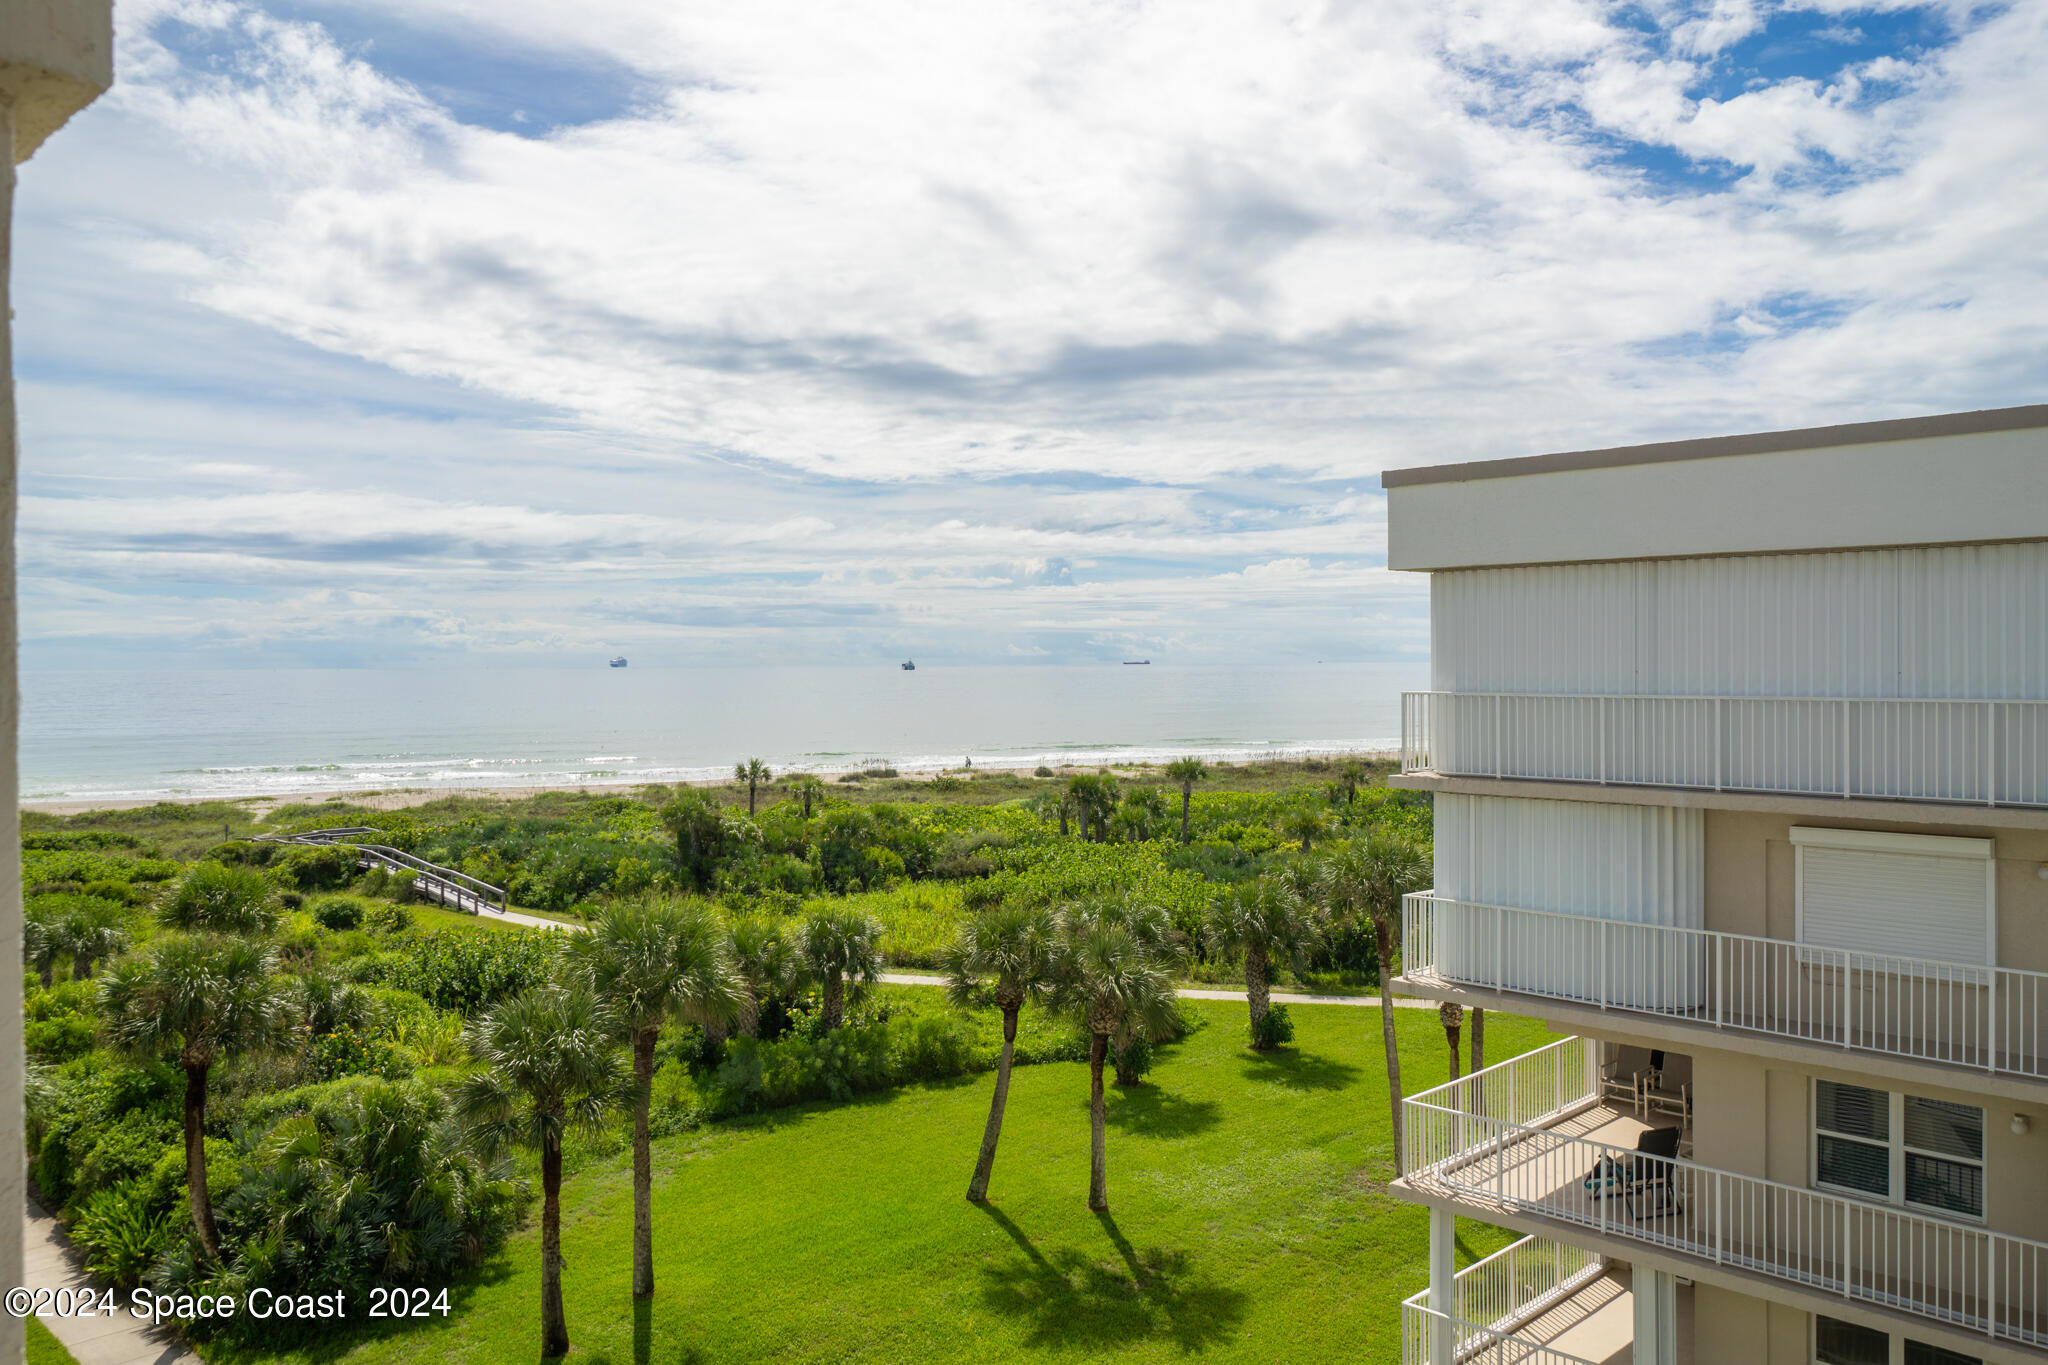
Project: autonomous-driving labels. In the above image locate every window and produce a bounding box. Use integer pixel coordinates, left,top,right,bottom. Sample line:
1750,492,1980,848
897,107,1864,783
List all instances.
1793,827,1994,968
1816,1316,1887,1365
1814,1315,1982,1365
1813,1081,1984,1219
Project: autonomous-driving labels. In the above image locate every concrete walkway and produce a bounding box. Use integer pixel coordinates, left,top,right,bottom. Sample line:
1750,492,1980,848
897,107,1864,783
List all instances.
876,971,1438,1008
23,1196,198,1365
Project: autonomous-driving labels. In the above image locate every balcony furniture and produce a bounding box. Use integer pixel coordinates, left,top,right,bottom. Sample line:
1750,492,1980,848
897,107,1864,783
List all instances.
1622,1125,1685,1219
1598,1046,1653,1110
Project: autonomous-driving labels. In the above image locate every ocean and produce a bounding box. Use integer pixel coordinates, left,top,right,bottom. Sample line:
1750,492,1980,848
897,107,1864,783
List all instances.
19,662,1425,804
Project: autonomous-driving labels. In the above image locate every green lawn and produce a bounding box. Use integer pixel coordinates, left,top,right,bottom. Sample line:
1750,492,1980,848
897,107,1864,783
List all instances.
221,1000,1554,1364
27,1316,80,1365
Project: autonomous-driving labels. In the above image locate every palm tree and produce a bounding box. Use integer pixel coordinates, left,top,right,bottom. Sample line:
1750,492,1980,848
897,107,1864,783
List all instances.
1339,761,1366,805
787,774,827,820
99,934,287,1260
798,907,883,1030
1206,877,1318,1045
58,903,130,981
1165,757,1209,842
1281,807,1327,854
567,898,740,1300
943,902,1060,1203
1321,830,1431,1172
727,913,798,1038
659,789,726,891
1471,1006,1486,1074
1439,1000,1465,1081
458,985,621,1359
734,757,773,816
22,905,62,988
158,861,281,934
1051,905,1178,1211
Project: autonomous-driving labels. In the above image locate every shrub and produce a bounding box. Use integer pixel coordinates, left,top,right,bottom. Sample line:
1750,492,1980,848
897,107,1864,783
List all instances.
1034,766,1056,778
367,900,412,934
311,1023,412,1082
309,895,368,930
70,1181,177,1286
1251,1003,1296,1050
361,930,558,1013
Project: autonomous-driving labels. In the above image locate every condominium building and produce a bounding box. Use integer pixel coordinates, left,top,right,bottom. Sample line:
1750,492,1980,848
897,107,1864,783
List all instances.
1381,406,2048,1365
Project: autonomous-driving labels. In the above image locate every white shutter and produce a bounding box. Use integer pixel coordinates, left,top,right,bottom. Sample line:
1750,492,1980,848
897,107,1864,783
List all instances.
1794,827,1994,967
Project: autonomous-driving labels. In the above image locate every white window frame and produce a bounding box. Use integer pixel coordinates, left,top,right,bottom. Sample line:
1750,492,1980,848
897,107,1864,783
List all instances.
1791,826,1996,970
1810,1079,1987,1224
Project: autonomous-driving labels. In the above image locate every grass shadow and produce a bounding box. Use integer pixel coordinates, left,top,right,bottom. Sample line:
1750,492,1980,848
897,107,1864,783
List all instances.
580,1299,708,1365
1238,1048,1364,1093
1097,1087,1223,1138
195,1255,520,1365
976,1205,1249,1354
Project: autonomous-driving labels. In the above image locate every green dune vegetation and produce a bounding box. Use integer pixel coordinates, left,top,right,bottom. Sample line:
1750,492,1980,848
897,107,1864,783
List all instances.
17,757,1534,1362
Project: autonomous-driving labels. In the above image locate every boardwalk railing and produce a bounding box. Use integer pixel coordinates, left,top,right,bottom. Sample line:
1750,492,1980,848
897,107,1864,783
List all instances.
1403,1039,2048,1349
255,829,508,915
1402,892,2048,1081
1399,691,2048,809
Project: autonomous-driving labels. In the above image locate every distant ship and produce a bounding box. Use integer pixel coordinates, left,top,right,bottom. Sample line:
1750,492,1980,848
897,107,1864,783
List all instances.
901,660,916,671
1122,659,1151,666
610,656,628,668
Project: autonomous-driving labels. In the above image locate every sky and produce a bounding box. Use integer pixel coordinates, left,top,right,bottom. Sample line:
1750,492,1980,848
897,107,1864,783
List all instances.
14,0,2048,669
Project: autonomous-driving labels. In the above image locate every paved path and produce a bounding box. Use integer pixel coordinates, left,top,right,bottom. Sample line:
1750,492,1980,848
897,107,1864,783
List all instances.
24,1196,198,1365
876,972,1438,1008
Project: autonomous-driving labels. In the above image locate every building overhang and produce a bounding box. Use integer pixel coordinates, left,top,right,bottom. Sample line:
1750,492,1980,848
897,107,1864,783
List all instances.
1389,770,2048,833
1379,405,2048,572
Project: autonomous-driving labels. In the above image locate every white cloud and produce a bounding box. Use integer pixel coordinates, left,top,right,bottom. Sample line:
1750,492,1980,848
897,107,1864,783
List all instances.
13,0,2048,664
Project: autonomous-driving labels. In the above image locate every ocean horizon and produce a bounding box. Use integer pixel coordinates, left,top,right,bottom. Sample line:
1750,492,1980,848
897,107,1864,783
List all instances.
21,661,1425,804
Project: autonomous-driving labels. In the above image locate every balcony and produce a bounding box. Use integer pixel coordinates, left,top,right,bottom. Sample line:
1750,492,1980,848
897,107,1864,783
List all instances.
1401,892,2048,1084
1399,691,2048,809
1400,1038,2048,1353
1401,1233,1682,1364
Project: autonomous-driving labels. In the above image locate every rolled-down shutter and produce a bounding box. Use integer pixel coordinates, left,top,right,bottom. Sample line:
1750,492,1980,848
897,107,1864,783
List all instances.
1794,827,1993,967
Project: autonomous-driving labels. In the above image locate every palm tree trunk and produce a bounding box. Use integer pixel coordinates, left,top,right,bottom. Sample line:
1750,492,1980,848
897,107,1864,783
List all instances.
1375,920,1405,1174
1058,806,1069,837
1445,1021,1462,1080
748,782,757,816
1179,789,1191,842
183,1063,222,1261
38,963,52,989
1245,942,1272,1041
541,1131,569,1357
967,1006,1019,1202
71,955,89,983
632,1027,657,1299
738,992,761,1039
823,972,844,1030
1087,1032,1109,1211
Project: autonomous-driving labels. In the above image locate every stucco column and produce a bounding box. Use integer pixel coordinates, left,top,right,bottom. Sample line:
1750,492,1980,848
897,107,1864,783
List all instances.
3,6,115,1362
0,98,17,1365
1427,1205,1455,1363
1631,1266,1679,1365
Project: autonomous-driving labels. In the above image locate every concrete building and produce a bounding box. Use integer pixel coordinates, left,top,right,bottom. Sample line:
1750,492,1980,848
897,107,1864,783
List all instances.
3,4,114,1361
1382,405,2048,1365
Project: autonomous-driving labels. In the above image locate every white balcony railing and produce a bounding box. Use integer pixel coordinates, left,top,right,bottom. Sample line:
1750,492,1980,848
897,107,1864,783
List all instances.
1402,893,2048,1082
1401,1234,1608,1364
1399,691,2048,808
1403,1038,2048,1350
1401,1300,1602,1365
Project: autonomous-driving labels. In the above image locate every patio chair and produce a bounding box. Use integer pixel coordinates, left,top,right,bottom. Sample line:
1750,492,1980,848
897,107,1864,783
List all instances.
1622,1125,1685,1219
1598,1045,1652,1110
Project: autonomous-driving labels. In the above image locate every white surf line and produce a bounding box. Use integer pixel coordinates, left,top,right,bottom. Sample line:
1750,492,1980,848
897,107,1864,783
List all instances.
876,971,1436,1008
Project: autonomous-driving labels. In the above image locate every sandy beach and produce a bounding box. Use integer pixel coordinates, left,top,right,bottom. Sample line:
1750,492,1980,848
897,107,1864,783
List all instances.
23,749,1400,818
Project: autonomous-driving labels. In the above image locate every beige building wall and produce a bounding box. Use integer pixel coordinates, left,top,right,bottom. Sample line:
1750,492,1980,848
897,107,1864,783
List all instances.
3,6,113,1363
1678,1039,2048,1245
